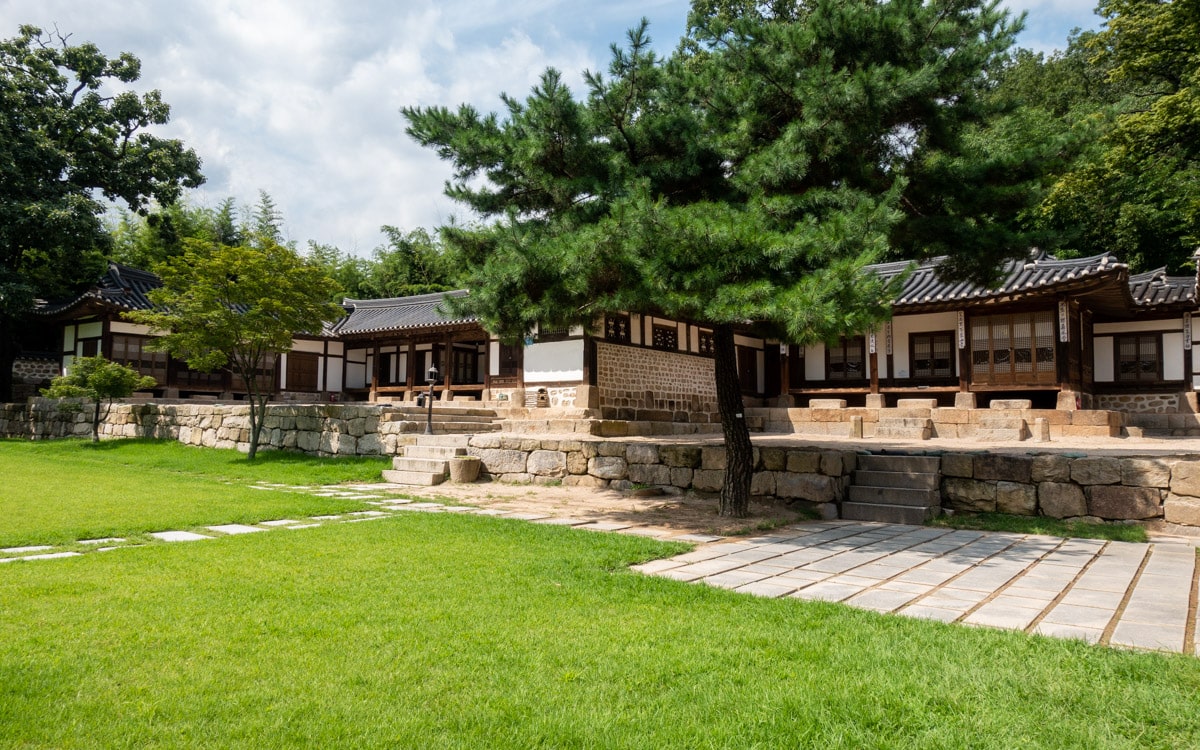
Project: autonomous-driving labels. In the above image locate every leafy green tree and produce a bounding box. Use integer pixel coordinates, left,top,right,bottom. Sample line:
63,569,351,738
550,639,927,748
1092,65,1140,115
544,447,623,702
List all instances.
0,25,203,402
126,240,343,459
41,356,157,442
405,2,1038,516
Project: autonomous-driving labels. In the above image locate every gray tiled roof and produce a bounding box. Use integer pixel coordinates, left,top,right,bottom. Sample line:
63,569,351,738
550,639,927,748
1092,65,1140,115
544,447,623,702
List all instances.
332,290,477,335
869,251,1133,308
1128,268,1198,307
34,262,161,316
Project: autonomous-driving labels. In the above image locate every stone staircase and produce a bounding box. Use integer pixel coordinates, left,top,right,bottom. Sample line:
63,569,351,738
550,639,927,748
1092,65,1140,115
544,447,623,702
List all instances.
379,405,502,435
842,454,942,525
382,435,470,486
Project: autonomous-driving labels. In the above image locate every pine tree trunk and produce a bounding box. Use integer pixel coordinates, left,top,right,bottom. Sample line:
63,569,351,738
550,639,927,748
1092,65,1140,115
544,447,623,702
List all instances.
713,323,753,517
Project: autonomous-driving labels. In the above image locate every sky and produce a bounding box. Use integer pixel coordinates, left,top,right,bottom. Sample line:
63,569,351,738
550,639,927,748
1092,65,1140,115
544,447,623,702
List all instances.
1,0,1104,258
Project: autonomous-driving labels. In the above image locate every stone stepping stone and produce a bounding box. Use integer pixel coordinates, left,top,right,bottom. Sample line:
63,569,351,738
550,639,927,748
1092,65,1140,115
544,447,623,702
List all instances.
286,523,322,530
206,524,267,535
79,538,126,545
12,551,82,562
347,511,388,517
673,534,725,543
149,531,213,542
259,519,302,527
1,545,53,554
441,506,475,513
406,502,444,509
310,515,344,520
577,521,633,532
531,517,591,526
471,509,512,516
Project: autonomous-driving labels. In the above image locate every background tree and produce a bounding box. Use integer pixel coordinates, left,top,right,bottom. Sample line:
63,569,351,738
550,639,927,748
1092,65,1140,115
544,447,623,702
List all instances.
41,356,157,442
126,239,343,459
0,25,203,401
405,1,1040,516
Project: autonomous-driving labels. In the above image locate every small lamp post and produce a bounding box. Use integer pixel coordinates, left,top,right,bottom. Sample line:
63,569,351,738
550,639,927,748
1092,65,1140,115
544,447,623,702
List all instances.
424,363,440,435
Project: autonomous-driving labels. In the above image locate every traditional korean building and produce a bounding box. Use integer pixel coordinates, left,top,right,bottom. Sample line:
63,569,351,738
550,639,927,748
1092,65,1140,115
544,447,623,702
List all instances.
26,251,1200,422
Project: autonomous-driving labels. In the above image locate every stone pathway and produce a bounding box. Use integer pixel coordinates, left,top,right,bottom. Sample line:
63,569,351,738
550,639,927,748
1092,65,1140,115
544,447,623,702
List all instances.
634,520,1199,655
2,484,1196,656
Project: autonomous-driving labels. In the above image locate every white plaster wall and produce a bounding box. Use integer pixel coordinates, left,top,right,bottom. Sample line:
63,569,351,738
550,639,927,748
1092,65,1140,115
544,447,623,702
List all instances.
63,327,75,351
77,322,102,339
109,321,154,335
346,363,367,389
1095,319,1182,334
327,341,344,356
489,341,500,376
872,329,888,379
524,340,584,383
1164,332,1185,380
891,312,959,379
293,339,325,354
1094,336,1114,382
804,343,825,381
326,357,343,391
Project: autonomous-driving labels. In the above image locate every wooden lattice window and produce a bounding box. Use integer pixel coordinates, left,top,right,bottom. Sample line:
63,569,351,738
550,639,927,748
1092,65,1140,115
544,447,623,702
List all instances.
970,311,1055,385
698,330,715,356
497,343,521,378
827,336,866,381
652,324,678,351
537,325,569,341
111,334,166,385
911,332,954,379
605,315,630,343
1115,333,1161,382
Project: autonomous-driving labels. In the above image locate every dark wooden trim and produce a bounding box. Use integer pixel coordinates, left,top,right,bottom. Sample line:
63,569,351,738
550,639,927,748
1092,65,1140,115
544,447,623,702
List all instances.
1110,331,1164,384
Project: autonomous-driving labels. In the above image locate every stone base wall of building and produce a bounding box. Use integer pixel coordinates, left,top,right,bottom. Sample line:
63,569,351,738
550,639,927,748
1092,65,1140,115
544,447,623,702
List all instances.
10,356,59,402
1095,393,1182,414
745,405,1125,439
595,341,718,422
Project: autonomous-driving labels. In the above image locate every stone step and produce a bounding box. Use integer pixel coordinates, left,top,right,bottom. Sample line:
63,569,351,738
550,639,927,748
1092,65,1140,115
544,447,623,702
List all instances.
381,469,445,486
413,434,472,448
404,445,467,459
874,418,932,440
392,456,450,473
385,420,502,434
382,406,499,418
842,502,940,525
972,427,1028,442
847,485,941,508
856,454,941,474
853,469,940,490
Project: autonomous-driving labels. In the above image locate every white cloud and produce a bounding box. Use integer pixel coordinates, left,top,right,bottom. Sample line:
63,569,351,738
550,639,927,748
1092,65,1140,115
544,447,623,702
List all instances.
0,0,1101,257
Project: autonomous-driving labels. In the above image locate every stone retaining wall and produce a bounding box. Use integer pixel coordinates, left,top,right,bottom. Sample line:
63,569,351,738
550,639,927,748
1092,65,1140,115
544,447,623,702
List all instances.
595,341,718,422
748,406,1124,439
939,452,1200,526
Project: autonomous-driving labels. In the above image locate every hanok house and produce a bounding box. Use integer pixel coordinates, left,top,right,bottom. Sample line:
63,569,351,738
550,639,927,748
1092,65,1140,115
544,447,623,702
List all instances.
775,250,1200,411
25,251,1200,430
32,262,344,401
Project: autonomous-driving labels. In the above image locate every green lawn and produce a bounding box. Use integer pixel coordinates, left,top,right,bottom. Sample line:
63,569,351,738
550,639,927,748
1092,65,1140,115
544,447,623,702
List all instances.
929,511,1150,542
0,439,390,547
2,512,1199,748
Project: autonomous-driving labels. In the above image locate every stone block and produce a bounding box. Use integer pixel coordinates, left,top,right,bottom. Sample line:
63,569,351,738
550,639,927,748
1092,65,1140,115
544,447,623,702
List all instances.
588,456,628,479
527,450,567,477
1071,410,1117,427
497,473,534,484
628,463,671,486
819,451,843,476
996,481,1037,515
670,467,693,488
564,475,609,488
943,477,997,512
660,445,702,468
759,447,786,471
849,415,864,438
973,454,1032,483
691,469,725,492
1164,495,1200,527
786,450,821,474
990,399,1032,410
566,451,589,475
1060,425,1119,438
1088,485,1161,520
809,399,846,409
1031,455,1071,483
701,447,728,471
1070,457,1121,485
750,472,776,496
954,392,977,409
932,408,970,424
942,453,974,478
626,444,660,465
598,441,628,457
775,473,837,503
810,408,846,423
1169,461,1200,498
1032,418,1050,442
357,433,383,456
1120,458,1171,488
595,420,629,437
476,449,529,475
1038,482,1086,518
896,398,938,409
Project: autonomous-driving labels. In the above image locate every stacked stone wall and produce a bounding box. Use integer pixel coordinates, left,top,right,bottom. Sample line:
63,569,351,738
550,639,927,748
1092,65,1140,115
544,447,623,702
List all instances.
940,452,1200,526
10,356,59,402
1095,393,1181,414
595,341,717,422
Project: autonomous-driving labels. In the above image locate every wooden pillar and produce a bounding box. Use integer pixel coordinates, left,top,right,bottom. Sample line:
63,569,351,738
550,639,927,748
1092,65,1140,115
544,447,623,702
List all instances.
442,333,453,400
957,310,969,392
369,343,380,401
406,341,417,399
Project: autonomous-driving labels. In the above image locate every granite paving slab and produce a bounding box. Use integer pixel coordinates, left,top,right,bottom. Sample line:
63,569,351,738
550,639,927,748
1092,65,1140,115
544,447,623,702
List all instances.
149,531,213,542
207,524,268,535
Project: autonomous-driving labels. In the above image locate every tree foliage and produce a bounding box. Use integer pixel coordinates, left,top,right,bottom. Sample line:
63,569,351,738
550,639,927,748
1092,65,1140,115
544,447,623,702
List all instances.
125,240,343,459
405,1,1039,515
41,356,157,442
0,25,203,401
306,226,457,300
